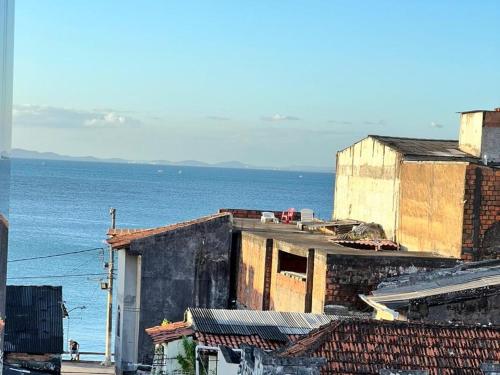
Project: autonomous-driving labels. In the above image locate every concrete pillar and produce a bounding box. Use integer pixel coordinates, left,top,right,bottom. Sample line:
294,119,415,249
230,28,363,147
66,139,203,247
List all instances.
0,0,14,367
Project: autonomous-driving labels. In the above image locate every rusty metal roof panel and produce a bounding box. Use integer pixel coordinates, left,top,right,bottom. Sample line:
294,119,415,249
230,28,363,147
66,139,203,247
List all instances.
4,285,64,354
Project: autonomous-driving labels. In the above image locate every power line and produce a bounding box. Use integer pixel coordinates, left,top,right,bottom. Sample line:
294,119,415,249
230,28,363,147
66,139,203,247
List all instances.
7,273,107,280
8,247,104,263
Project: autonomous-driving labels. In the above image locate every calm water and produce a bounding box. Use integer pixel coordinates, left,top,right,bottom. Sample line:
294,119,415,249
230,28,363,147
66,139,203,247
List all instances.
7,158,333,357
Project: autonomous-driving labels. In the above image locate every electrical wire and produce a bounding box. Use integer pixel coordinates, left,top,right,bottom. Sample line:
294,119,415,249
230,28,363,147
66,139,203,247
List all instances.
7,272,107,280
8,247,104,263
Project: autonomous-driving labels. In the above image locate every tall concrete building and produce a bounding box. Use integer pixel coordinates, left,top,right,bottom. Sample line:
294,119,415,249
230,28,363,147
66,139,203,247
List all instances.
333,110,500,260
0,0,15,365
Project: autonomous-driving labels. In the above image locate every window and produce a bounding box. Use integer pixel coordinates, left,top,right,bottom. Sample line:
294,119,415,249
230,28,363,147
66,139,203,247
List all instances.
277,251,307,280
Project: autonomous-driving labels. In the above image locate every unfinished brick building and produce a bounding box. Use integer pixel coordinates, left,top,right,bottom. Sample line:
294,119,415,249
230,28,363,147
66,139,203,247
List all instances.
231,215,458,314
334,109,499,260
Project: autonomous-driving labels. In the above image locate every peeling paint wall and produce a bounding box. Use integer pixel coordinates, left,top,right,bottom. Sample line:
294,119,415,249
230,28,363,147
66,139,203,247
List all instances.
398,161,467,258
333,137,401,240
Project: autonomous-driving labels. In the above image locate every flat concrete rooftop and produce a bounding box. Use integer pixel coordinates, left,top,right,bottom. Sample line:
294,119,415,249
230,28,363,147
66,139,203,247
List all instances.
233,218,457,260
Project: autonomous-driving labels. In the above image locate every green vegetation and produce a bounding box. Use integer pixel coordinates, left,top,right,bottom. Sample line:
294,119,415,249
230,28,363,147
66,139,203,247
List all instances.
176,336,196,375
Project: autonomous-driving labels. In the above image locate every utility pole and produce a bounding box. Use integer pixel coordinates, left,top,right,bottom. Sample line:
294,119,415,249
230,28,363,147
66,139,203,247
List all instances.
102,208,116,366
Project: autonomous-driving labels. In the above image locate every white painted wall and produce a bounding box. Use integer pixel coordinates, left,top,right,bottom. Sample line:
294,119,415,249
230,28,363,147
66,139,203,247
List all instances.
216,349,240,375
115,251,141,374
459,111,500,163
151,339,191,375
459,112,484,157
333,137,401,240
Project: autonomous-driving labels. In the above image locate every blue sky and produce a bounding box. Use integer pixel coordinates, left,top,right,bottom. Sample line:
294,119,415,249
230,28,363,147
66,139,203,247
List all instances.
12,0,500,168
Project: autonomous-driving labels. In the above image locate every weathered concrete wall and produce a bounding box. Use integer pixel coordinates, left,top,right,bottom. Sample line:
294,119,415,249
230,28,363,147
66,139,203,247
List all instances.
311,250,327,314
459,112,484,157
240,345,325,375
115,251,141,374
459,111,500,163
236,233,269,310
462,164,500,260
271,273,307,313
131,214,232,365
406,287,500,325
333,137,401,240
398,161,467,258
325,254,458,309
459,111,500,162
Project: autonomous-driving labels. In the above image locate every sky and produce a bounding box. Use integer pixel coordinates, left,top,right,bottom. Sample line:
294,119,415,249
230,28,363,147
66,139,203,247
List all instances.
11,0,500,168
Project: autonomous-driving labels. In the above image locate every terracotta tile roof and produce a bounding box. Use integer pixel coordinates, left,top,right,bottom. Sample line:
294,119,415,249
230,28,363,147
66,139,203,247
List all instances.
279,320,500,375
145,321,194,345
107,213,230,249
195,331,301,351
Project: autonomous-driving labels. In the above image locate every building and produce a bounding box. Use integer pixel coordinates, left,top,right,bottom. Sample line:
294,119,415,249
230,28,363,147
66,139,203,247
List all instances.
360,259,500,324
333,110,500,260
231,210,458,314
0,0,15,359
239,345,325,375
277,319,500,374
145,307,365,375
107,213,233,373
3,286,64,374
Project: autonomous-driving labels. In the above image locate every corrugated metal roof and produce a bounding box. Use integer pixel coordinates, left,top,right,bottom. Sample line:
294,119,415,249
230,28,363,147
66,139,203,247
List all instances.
363,262,500,308
186,308,358,342
4,286,64,354
369,135,480,162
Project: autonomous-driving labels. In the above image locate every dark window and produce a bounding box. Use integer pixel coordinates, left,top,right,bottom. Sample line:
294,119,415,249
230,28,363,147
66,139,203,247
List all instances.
116,306,121,337
278,251,307,278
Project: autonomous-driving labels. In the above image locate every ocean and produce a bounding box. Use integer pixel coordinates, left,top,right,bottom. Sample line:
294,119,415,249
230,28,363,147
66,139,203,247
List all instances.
7,158,334,358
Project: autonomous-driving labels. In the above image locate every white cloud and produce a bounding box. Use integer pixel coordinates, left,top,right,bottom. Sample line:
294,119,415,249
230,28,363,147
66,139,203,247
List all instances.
13,104,142,129
430,121,444,128
261,114,301,122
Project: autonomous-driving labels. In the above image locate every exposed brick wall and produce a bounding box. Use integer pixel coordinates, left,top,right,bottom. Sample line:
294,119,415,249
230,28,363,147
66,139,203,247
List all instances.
325,255,458,309
407,287,500,325
462,165,500,260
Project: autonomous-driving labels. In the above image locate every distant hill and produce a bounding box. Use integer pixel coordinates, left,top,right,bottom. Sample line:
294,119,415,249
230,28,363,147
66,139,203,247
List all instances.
10,148,331,173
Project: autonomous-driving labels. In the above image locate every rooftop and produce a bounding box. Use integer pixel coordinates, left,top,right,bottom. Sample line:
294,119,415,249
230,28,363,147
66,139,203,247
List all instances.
146,308,369,350
278,319,500,374
369,135,479,162
234,218,455,260
107,212,230,249
360,260,500,319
